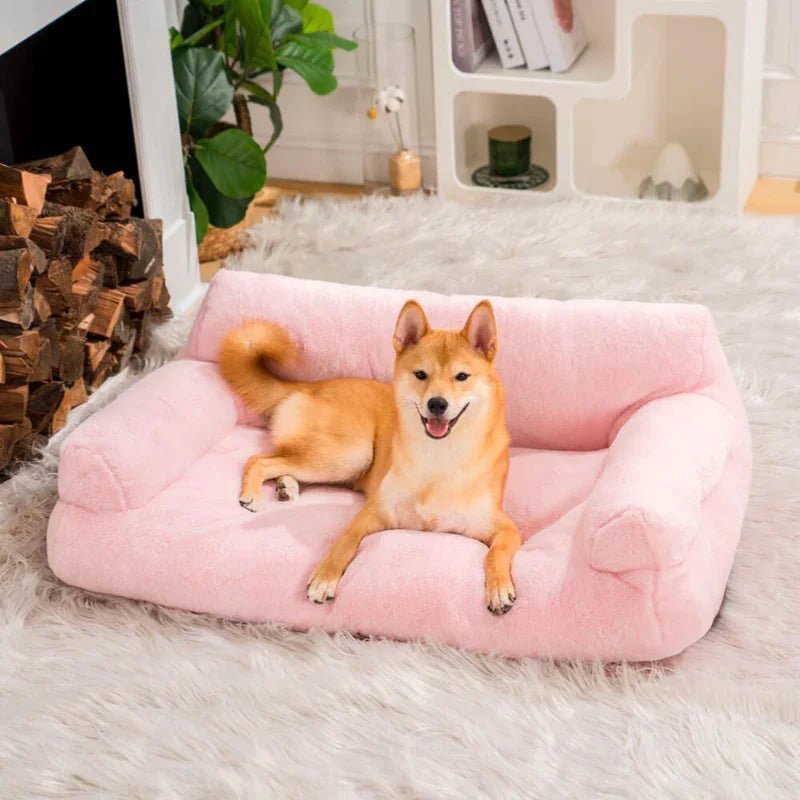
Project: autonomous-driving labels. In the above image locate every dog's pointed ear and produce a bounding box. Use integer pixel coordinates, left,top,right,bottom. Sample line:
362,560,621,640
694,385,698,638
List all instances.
461,300,497,361
393,300,429,353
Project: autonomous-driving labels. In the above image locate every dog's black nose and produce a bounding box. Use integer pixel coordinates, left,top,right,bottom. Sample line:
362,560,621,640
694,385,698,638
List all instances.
427,396,448,416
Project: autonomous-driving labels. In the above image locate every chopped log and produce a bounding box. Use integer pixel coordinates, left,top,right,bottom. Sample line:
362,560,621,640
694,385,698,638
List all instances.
86,339,110,372
151,274,171,312
0,199,37,237
37,257,72,315
103,218,161,281
0,236,47,274
0,419,31,470
71,255,104,288
0,384,28,423
99,171,137,220
0,164,51,214
87,352,114,393
88,288,124,338
27,382,65,434
32,319,58,382
62,208,106,258
32,286,51,323
0,329,44,380
0,352,4,382
77,313,95,335
56,335,84,383
16,146,93,183
112,304,132,344
41,200,70,217
51,378,88,433
30,216,66,255
47,170,135,220
97,253,120,287
0,285,35,329
120,278,152,312
102,220,139,258
0,248,34,302
70,278,98,321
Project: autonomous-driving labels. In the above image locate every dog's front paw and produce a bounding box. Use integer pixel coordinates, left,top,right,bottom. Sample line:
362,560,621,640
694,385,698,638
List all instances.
276,475,299,502
239,494,265,513
485,573,516,615
306,560,341,604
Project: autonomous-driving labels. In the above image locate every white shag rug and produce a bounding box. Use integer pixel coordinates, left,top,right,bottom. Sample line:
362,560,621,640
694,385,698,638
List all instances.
2,195,799,799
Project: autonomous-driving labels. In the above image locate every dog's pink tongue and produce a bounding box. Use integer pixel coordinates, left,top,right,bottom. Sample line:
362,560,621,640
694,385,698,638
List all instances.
426,418,449,438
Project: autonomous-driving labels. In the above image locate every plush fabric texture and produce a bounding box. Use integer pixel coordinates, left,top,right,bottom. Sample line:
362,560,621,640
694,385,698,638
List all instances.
48,270,750,661
4,195,798,798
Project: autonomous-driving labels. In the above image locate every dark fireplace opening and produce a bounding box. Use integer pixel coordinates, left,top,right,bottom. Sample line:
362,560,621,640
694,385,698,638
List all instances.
0,0,141,215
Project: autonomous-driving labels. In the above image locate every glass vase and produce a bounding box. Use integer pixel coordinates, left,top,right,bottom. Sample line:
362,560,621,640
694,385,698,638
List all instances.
354,23,421,195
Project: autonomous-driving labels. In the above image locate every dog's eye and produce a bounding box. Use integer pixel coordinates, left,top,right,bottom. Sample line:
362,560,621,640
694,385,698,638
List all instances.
455,372,470,382
414,370,427,381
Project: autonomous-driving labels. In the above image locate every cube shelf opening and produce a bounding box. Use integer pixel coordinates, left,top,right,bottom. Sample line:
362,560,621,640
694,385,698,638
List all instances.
454,91,556,194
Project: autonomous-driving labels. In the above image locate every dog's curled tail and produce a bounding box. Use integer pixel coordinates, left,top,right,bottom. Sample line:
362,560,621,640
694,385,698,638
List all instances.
218,320,297,415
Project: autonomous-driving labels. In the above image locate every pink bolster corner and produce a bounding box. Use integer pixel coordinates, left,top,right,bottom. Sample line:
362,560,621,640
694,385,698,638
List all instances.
58,443,129,512
586,506,699,573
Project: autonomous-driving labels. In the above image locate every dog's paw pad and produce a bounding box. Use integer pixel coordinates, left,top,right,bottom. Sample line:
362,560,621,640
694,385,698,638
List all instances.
239,495,265,513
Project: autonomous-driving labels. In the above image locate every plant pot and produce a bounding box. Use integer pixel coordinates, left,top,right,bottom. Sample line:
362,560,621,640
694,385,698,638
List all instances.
389,150,421,196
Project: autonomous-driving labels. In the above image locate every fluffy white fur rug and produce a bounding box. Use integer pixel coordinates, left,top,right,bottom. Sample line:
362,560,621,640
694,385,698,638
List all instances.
2,195,798,798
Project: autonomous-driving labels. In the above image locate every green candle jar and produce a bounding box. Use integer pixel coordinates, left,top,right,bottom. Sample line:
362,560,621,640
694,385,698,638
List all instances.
488,125,531,178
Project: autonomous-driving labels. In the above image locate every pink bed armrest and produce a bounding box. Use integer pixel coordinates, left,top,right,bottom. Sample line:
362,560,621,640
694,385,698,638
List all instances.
583,393,736,572
58,359,239,512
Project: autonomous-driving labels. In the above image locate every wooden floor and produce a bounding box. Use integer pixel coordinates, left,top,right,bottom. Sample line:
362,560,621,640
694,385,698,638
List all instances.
200,176,800,282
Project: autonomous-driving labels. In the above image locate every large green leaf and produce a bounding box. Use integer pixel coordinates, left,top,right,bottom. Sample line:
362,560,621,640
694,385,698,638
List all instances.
271,1,302,40
227,0,264,64
172,48,233,136
276,39,336,94
194,129,266,198
283,0,307,10
286,31,356,52
190,159,252,228
241,80,284,152
301,2,333,33
186,172,209,243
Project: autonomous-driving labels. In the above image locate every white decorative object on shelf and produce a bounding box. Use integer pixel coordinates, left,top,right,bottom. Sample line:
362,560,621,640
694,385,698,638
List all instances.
639,142,708,202
432,0,768,211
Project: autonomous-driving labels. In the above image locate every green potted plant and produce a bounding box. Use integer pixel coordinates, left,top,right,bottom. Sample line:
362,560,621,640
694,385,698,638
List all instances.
169,0,356,243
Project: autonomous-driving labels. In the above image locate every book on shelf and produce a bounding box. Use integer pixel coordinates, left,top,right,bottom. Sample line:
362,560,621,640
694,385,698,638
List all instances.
529,0,588,72
506,0,549,70
480,0,526,69
450,0,495,73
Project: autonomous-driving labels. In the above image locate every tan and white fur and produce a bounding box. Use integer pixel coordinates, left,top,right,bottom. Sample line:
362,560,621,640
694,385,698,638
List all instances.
218,300,522,614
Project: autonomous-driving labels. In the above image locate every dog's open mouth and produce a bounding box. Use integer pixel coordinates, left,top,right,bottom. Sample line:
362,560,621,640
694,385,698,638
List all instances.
419,403,470,440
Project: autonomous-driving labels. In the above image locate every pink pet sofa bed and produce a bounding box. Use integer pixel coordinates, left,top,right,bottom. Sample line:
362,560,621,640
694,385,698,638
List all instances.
48,272,751,661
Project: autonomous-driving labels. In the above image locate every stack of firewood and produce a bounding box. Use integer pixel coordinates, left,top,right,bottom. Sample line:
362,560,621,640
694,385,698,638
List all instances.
0,146,170,471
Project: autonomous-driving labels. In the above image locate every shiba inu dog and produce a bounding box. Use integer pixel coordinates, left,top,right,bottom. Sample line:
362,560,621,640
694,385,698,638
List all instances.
219,300,522,614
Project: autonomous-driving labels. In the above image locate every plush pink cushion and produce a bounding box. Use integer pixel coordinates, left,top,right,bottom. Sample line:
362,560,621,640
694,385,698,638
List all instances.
47,272,751,660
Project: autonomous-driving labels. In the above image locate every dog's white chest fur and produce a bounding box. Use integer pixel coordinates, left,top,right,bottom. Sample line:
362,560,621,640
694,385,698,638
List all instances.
378,472,494,543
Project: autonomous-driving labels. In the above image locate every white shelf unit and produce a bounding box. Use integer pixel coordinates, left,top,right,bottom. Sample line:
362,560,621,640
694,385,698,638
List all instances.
431,0,767,210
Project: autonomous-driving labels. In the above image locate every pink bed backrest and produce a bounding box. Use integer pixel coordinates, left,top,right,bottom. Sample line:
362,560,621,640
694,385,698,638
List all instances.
185,271,735,451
